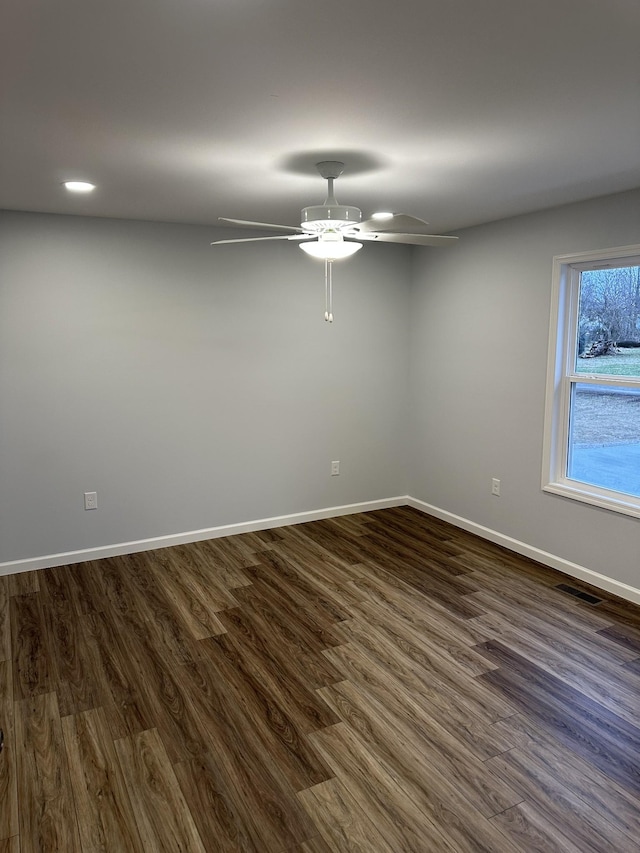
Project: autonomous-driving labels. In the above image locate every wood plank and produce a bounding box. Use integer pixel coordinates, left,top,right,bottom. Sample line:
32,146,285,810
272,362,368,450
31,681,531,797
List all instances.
0,583,10,662
40,566,103,717
466,576,613,634
469,606,638,666
623,656,640,675
62,707,143,852
173,752,256,852
364,514,465,562
490,802,585,852
322,633,514,760
257,546,360,618
477,640,640,797
88,555,136,618
112,608,210,764
352,595,496,677
298,777,395,852
474,617,640,726
491,713,640,840
181,655,318,850
326,620,516,724
81,609,155,740
350,570,490,649
232,571,343,653
487,746,636,851
63,560,109,616
154,542,243,606
15,692,82,853
292,520,374,566
599,623,640,655
114,728,206,852
245,556,351,628
285,554,367,612
344,535,486,619
10,594,52,700
323,514,372,538
195,537,256,581
6,571,39,597
450,547,564,589
144,548,227,640
200,633,334,791
309,723,456,851
363,526,474,587
301,835,335,853
220,591,345,690
217,607,340,734
318,677,521,822
107,552,202,666
0,661,18,840
309,721,516,853
276,524,368,582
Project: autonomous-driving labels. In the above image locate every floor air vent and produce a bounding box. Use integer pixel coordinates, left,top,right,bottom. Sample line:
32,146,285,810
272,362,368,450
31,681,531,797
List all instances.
555,583,603,605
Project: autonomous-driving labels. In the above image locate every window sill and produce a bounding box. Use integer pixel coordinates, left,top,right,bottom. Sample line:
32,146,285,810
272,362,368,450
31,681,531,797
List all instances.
543,480,640,519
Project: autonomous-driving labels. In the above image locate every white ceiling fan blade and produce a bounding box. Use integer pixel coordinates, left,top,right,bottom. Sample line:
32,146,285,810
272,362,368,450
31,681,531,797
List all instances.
211,235,312,245
358,214,433,234
359,232,459,247
218,217,304,234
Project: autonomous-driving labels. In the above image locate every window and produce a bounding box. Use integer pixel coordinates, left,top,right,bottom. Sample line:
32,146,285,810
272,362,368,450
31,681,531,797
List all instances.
543,244,640,517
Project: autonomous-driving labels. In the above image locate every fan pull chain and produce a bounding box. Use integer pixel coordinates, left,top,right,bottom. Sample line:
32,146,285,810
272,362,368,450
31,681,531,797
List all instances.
324,259,334,323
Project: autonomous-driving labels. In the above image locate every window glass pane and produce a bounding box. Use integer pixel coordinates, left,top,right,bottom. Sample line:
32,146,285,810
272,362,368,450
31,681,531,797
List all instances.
567,382,640,497
576,266,640,376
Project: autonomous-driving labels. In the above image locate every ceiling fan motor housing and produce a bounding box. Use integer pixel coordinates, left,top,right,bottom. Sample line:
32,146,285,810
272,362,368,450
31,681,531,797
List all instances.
301,203,362,232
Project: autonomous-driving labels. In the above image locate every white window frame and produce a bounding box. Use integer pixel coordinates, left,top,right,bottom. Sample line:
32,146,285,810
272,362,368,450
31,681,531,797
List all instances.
542,243,640,518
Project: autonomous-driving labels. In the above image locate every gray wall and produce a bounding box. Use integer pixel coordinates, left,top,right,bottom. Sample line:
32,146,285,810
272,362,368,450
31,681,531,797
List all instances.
0,211,411,563
409,188,640,589
3,190,640,589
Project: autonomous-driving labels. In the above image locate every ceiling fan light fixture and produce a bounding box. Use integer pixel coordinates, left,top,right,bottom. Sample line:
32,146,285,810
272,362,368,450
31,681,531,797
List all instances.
372,211,394,220
300,238,363,260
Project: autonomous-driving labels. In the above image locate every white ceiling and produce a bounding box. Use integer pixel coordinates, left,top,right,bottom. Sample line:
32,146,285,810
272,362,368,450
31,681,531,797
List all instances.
1,0,639,234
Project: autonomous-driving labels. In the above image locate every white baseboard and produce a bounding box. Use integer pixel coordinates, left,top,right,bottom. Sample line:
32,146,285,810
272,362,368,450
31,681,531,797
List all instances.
0,496,409,576
3,494,640,608
407,497,640,607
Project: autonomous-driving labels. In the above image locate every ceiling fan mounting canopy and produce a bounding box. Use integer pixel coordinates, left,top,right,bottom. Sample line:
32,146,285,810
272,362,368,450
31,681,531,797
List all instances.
301,161,362,232
314,161,345,180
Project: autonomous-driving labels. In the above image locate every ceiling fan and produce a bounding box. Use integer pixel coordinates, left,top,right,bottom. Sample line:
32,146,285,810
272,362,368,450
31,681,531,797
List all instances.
211,161,458,322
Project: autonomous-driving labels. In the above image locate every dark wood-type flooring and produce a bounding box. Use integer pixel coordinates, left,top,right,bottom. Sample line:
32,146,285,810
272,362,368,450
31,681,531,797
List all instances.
2,506,640,851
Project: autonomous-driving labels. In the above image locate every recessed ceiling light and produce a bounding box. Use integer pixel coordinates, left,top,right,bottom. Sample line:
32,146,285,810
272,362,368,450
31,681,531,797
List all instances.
372,211,393,220
63,181,96,193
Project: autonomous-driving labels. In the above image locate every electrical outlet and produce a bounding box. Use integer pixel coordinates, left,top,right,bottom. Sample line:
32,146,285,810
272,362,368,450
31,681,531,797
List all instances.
491,478,501,497
331,460,340,476
84,491,98,510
